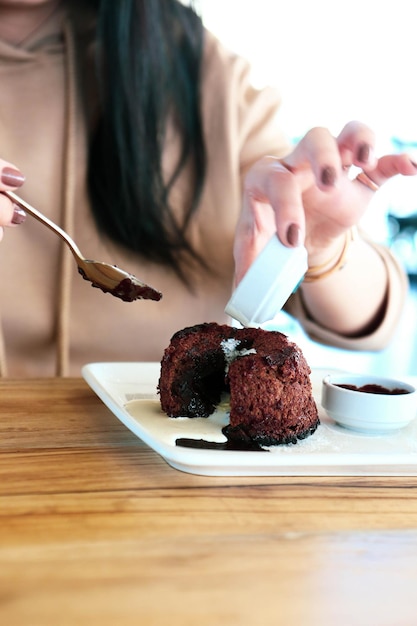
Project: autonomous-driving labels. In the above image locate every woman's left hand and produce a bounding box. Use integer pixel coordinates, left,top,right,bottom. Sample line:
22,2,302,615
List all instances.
235,120,417,283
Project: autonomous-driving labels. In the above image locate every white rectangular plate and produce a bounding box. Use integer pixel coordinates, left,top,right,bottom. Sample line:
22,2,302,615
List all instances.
82,362,417,476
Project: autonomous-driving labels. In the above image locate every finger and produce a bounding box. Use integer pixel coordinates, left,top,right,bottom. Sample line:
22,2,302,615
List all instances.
0,160,25,190
234,158,306,283
244,157,306,247
337,120,377,169
366,153,417,185
0,193,17,228
10,204,26,225
234,195,277,283
282,126,343,191
0,160,26,230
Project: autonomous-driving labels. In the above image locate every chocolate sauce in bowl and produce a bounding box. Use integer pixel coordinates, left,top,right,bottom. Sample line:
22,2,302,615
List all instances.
336,383,410,395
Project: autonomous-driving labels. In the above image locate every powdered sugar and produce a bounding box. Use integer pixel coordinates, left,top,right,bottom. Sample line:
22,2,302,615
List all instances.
220,338,256,373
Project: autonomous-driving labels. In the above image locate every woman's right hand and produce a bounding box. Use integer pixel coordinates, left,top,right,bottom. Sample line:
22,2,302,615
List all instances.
0,159,26,240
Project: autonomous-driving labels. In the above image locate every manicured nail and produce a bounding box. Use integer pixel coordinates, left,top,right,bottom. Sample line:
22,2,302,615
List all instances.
357,143,371,164
11,205,26,225
286,223,301,247
321,166,336,186
1,167,25,187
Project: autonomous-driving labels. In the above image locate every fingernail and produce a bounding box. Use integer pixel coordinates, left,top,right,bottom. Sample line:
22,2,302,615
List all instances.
11,205,26,224
321,166,336,186
357,143,371,164
286,223,301,247
1,167,25,187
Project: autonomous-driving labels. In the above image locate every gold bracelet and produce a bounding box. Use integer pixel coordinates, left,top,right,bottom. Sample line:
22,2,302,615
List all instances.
355,171,380,192
303,227,357,283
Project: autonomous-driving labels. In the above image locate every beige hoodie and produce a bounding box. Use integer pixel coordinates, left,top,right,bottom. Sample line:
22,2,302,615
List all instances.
0,6,408,377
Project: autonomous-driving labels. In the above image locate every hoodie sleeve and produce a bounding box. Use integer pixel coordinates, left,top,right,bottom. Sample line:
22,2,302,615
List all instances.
284,236,409,351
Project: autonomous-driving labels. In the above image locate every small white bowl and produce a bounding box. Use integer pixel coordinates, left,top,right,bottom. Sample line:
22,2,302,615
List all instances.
321,373,417,434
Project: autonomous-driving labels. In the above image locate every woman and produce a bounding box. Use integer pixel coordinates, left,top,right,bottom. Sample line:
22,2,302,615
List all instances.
0,0,414,377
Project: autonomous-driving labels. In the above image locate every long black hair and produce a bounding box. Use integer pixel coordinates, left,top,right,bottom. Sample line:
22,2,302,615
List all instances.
83,0,207,281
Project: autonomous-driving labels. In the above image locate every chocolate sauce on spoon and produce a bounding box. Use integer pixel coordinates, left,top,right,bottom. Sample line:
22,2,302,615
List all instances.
79,267,162,302
3,190,163,304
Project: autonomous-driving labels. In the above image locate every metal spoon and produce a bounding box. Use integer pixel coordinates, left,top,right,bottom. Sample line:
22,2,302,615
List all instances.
4,190,162,302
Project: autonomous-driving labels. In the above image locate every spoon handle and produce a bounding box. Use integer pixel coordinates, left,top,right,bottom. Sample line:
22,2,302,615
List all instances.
3,190,85,260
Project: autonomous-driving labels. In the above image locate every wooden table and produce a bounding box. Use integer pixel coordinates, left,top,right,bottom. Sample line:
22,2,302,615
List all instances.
1,378,417,625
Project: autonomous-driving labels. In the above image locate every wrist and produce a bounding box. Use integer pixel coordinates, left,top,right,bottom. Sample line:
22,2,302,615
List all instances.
304,227,358,283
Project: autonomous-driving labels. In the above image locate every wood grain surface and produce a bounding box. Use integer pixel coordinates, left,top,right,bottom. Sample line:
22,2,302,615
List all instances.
1,378,417,625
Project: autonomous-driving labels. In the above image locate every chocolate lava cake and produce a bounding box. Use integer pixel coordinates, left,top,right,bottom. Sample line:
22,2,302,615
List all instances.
158,322,319,446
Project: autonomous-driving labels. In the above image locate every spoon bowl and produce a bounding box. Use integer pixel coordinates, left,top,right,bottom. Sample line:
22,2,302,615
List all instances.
5,191,162,302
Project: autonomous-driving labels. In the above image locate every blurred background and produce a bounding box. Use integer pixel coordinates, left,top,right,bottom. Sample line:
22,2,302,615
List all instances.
199,0,417,378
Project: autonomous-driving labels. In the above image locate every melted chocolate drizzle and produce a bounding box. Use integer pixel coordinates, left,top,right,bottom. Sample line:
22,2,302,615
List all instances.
176,426,267,452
